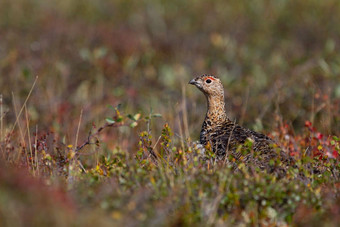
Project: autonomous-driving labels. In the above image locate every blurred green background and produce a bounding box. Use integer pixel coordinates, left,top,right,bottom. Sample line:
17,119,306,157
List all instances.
1,0,339,146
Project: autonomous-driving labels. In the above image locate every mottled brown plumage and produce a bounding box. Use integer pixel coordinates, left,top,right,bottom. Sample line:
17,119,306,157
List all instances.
189,74,292,175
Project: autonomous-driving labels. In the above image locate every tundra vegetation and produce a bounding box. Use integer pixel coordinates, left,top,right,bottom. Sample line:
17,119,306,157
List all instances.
0,0,339,226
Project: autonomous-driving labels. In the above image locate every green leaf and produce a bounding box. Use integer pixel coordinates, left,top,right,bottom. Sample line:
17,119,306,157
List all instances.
134,113,141,121
152,113,162,118
127,114,134,121
116,116,123,123
130,122,138,128
116,103,122,110
106,118,115,124
128,113,141,121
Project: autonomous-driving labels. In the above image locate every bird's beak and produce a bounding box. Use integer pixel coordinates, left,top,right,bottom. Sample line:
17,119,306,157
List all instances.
189,79,197,85
189,78,203,89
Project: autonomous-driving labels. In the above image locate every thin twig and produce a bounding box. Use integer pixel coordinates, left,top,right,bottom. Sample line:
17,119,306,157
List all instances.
25,105,33,169
34,125,38,176
181,82,190,141
73,109,86,172
12,92,26,163
174,133,191,147
10,76,38,135
74,109,83,150
76,122,125,152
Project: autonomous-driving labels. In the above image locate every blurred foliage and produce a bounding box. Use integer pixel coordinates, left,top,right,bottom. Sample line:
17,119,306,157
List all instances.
0,0,340,226
0,0,339,136
1,114,339,226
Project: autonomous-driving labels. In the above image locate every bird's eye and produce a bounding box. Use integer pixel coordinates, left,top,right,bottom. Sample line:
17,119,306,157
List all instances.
206,79,212,84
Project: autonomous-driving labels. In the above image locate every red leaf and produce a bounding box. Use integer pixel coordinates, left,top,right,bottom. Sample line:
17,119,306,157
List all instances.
304,120,312,128
316,132,323,140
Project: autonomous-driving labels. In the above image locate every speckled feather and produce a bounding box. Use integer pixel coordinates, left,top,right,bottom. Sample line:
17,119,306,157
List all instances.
189,74,292,175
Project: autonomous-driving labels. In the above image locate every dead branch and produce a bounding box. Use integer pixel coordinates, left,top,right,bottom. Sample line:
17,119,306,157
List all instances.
76,122,125,153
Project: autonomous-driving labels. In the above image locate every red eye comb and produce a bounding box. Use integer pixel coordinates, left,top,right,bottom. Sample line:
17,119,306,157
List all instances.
206,77,215,81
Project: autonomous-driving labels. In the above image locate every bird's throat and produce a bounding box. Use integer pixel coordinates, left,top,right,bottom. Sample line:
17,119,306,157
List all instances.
206,95,229,125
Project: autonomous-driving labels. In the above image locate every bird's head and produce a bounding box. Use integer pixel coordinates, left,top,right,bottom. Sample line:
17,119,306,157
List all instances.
189,74,224,97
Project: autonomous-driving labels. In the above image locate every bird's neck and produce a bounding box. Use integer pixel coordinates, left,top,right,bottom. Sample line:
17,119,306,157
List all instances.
205,95,230,125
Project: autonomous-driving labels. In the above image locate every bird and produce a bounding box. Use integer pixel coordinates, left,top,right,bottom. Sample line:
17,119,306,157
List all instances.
189,74,292,175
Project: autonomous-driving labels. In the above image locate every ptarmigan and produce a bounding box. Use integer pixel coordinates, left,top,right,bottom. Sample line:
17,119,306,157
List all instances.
189,74,292,175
